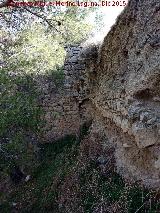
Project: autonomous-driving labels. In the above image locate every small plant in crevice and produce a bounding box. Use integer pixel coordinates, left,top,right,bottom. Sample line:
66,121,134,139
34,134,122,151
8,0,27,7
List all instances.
50,66,65,89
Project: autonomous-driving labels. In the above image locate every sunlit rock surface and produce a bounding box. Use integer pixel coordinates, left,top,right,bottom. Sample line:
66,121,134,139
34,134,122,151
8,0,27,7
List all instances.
87,0,160,188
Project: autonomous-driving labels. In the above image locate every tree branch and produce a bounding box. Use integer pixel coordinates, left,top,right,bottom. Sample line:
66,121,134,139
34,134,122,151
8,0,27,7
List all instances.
24,7,62,34
0,1,65,36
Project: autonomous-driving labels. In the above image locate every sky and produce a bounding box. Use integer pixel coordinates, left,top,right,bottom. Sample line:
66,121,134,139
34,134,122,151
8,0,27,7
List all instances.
88,1,128,42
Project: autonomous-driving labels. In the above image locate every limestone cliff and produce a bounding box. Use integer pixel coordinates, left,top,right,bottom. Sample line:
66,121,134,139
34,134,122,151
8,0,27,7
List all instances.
85,0,160,188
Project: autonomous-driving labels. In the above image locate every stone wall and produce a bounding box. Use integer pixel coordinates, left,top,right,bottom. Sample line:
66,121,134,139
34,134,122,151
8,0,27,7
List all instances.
41,44,92,142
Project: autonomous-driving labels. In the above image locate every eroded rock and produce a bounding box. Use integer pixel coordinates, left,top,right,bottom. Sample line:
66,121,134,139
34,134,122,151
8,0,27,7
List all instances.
87,0,160,188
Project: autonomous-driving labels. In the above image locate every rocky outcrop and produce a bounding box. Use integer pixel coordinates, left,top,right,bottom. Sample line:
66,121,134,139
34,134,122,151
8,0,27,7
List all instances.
85,0,160,188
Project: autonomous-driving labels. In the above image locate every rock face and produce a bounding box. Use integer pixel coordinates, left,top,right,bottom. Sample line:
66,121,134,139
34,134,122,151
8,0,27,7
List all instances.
41,0,160,188
87,0,160,188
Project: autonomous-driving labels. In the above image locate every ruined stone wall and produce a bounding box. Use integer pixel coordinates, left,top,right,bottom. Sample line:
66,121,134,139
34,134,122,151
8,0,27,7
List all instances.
41,45,92,142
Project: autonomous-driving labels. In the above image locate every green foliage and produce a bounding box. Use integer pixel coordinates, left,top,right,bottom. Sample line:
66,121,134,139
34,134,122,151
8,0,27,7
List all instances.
0,69,42,174
0,136,78,212
0,70,42,136
61,13,93,44
1,136,159,213
2,26,65,75
49,66,65,88
1,3,93,77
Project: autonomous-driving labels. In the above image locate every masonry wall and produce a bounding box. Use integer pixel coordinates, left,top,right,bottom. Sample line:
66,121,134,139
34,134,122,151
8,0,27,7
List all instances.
41,45,92,142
